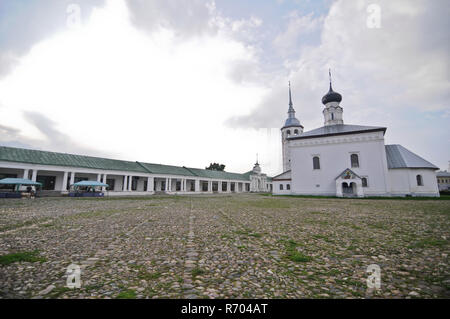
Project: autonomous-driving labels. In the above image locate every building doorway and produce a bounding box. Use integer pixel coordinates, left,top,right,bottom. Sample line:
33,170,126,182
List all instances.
342,182,355,196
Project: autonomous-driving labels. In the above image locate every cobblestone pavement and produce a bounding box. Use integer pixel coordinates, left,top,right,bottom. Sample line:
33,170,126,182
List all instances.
0,194,448,299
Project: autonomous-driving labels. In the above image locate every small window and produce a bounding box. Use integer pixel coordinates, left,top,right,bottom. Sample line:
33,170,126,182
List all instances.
416,175,423,186
286,130,291,135
280,184,283,190
351,154,359,168
287,184,290,190
331,113,334,120
362,177,368,187
313,156,320,170
294,129,298,135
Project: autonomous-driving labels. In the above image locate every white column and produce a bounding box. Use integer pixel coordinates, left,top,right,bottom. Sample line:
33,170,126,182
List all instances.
123,175,128,191
70,172,75,186
227,181,231,193
23,169,29,179
31,169,38,182
147,177,153,192
128,175,132,191
218,181,223,193
61,171,68,192
208,180,212,193
102,174,107,192
195,179,200,192
336,180,343,197
97,174,101,182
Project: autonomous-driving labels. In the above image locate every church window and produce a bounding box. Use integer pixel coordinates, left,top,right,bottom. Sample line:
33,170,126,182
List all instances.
287,184,290,190
331,113,334,120
313,156,320,170
416,175,423,186
287,130,291,136
280,184,283,190
294,129,298,135
362,177,368,187
351,154,359,168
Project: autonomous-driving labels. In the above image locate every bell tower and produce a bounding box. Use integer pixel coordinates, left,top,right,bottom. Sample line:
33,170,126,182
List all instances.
281,82,303,172
322,70,343,126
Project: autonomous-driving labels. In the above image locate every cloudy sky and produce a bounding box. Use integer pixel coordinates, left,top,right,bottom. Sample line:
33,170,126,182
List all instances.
0,0,448,175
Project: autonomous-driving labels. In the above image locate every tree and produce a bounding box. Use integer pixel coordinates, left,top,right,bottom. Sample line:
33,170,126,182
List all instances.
206,163,225,171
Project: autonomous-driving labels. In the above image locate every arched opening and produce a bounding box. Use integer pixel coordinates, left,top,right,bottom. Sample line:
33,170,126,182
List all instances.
313,156,320,170
351,154,359,168
331,113,334,120
286,130,291,136
416,175,423,186
342,182,354,196
294,129,298,135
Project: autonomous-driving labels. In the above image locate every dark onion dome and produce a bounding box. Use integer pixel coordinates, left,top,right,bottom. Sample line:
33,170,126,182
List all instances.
322,83,342,105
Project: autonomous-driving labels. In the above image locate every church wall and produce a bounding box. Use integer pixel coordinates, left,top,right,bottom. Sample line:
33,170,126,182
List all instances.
289,132,390,196
389,168,439,197
272,180,291,195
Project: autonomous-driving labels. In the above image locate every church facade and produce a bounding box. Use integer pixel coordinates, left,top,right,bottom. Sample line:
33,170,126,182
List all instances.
273,78,440,197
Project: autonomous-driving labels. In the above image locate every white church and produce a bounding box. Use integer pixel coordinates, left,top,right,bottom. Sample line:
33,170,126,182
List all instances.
272,77,440,197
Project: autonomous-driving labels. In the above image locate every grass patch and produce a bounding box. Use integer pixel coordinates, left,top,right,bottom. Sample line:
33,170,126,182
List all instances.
0,250,46,265
287,251,312,263
116,289,137,299
138,271,161,281
249,232,263,238
279,239,312,263
191,267,205,278
408,237,447,249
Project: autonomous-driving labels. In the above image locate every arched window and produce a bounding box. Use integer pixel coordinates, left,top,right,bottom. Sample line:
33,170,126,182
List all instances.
331,113,334,120
287,184,290,190
416,175,423,186
294,129,298,135
351,154,359,168
362,177,368,187
286,130,291,136
280,184,283,190
313,156,320,170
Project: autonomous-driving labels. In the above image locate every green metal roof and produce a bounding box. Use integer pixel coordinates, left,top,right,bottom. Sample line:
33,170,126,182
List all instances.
0,146,148,173
0,146,269,181
184,167,250,181
137,162,195,176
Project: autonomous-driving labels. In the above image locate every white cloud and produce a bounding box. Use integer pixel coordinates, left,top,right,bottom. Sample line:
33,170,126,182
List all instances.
273,11,324,57
0,0,280,173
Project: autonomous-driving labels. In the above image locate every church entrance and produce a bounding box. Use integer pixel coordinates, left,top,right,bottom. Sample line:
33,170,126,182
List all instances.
342,182,355,196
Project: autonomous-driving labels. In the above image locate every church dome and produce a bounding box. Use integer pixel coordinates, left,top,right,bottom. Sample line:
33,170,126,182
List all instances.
252,162,261,174
284,116,301,127
322,84,342,105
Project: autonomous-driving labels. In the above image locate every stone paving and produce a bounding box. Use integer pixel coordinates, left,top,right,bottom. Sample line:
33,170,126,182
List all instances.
0,194,448,299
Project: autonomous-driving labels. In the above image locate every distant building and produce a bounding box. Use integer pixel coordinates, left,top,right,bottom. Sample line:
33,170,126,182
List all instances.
273,76,440,197
0,146,272,195
436,171,450,191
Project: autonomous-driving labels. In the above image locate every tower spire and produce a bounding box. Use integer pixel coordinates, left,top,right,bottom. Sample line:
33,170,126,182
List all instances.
288,81,293,108
329,68,332,91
